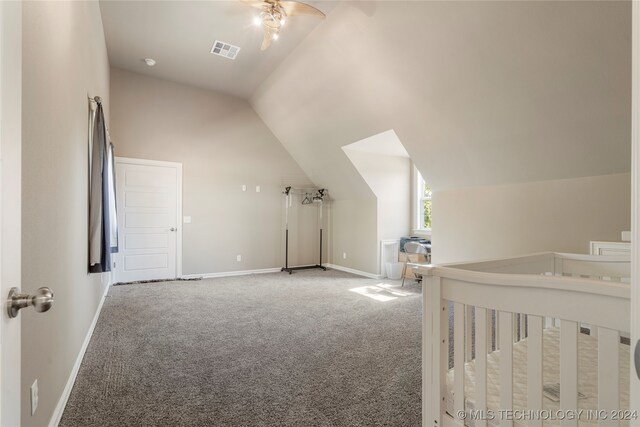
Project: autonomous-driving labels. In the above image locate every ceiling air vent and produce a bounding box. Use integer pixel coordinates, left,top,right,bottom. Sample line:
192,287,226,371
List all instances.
210,40,241,60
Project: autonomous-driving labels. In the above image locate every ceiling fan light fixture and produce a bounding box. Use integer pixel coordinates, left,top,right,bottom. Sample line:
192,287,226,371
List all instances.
242,0,325,50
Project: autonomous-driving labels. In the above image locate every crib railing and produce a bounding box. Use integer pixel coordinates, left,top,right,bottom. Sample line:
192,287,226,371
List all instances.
417,252,630,427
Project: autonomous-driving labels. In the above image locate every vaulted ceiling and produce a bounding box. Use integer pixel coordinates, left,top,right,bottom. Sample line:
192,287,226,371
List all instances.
100,1,631,197
251,1,631,195
99,0,333,99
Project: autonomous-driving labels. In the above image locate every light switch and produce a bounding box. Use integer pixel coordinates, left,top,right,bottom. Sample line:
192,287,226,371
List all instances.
242,185,247,192
183,216,192,224
256,185,261,193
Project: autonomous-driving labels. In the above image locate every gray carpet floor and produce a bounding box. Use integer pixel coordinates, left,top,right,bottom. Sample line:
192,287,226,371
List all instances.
59,269,422,427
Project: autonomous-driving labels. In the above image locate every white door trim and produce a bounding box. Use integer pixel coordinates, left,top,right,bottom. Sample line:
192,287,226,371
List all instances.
0,1,21,425
115,157,183,279
631,0,639,412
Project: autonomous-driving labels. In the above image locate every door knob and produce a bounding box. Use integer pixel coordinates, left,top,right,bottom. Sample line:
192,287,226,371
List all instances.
7,287,54,319
170,227,176,232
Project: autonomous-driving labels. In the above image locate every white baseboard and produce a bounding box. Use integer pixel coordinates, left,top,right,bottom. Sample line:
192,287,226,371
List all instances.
181,267,283,279
184,266,383,280
324,263,382,279
48,281,111,427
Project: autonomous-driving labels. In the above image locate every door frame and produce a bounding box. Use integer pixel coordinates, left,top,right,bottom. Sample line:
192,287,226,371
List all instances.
631,0,640,412
114,157,183,281
0,1,22,425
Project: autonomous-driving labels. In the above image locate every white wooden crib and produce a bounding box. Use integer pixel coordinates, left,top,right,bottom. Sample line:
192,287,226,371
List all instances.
415,252,631,427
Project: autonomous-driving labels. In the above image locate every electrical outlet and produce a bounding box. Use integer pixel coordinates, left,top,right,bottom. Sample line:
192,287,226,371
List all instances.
236,255,242,262
342,252,347,259
30,379,38,416
255,185,261,193
242,185,247,192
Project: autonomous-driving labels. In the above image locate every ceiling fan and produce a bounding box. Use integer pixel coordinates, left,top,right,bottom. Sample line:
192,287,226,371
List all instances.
242,0,325,50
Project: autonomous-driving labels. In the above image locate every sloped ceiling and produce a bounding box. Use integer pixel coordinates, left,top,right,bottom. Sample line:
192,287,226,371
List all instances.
99,0,334,99
251,1,631,196
344,130,409,158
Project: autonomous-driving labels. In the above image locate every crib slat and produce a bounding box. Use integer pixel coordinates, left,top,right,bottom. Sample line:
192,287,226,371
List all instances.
499,311,513,427
488,309,494,352
554,257,563,275
517,314,523,340
466,305,473,361
598,327,620,427
560,320,578,427
475,307,488,427
527,315,543,427
440,300,449,422
423,276,432,427
496,311,501,351
454,302,465,418
425,275,444,427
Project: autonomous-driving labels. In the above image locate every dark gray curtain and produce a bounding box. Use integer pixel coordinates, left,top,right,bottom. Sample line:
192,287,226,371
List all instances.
89,100,118,273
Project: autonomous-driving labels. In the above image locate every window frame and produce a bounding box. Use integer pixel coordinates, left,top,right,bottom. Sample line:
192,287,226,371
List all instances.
412,165,432,237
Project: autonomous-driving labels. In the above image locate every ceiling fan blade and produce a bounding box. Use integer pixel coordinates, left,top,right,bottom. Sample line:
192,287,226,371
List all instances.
279,1,325,18
261,26,275,50
240,0,268,10
261,34,273,50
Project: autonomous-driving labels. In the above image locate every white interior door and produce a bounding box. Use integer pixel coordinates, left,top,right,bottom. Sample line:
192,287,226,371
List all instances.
114,158,181,283
0,2,21,425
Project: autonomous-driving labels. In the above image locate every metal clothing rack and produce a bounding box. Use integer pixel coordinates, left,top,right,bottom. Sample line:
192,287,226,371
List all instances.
281,186,328,274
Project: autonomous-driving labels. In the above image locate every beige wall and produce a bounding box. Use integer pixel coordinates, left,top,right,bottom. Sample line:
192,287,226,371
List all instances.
21,1,111,426
343,149,411,273
109,68,316,275
344,151,410,241
251,1,630,276
329,198,378,273
431,173,631,264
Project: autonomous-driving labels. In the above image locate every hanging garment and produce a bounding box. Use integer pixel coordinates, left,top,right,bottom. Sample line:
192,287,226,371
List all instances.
89,100,118,273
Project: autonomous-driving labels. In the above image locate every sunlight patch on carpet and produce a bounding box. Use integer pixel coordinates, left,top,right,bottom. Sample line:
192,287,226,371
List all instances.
348,283,412,302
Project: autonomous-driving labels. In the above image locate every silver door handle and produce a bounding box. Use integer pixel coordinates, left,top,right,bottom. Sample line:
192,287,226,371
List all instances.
7,287,54,319
170,227,176,232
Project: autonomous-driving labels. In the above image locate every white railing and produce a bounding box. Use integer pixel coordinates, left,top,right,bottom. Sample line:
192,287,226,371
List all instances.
416,252,630,427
